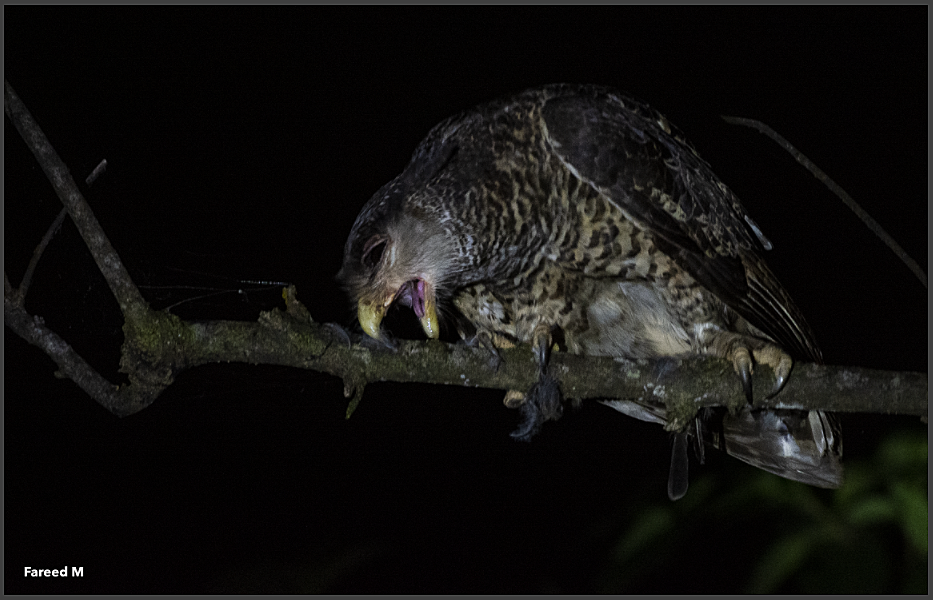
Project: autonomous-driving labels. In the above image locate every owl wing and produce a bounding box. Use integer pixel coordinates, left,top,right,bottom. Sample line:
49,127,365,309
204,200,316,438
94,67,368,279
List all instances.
541,89,821,363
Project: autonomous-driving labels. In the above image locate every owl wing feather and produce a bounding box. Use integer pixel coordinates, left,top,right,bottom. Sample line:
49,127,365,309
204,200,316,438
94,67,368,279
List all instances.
541,90,821,363
541,88,839,491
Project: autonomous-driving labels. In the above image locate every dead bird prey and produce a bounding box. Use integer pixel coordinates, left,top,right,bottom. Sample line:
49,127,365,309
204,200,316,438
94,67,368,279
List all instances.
338,84,842,497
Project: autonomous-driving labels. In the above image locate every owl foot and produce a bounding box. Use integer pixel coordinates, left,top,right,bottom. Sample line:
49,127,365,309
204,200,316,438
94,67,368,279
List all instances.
730,344,792,403
700,329,793,405
458,330,526,408
754,345,793,399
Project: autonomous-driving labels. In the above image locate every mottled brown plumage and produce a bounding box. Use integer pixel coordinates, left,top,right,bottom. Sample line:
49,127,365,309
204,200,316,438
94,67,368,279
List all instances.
339,84,842,495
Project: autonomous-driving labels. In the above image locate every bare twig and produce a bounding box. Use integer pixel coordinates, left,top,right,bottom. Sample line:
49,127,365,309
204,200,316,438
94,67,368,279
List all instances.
85,158,107,186
17,160,109,300
723,115,927,289
19,207,67,299
4,80,149,319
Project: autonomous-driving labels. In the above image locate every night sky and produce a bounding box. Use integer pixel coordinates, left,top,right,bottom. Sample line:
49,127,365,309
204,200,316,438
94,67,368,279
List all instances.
6,8,927,593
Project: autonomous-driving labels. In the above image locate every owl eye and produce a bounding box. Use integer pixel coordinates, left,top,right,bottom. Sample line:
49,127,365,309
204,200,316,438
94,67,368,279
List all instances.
361,235,388,270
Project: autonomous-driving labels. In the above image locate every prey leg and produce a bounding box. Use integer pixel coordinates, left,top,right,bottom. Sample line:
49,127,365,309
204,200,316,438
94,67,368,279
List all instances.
510,323,563,441
456,328,525,407
458,328,511,372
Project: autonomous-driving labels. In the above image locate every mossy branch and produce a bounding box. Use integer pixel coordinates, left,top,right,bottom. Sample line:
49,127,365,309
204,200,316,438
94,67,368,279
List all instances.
6,277,927,421
5,79,928,422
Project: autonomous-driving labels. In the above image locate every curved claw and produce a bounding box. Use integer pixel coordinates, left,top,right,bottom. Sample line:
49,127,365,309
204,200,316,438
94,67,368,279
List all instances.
733,347,754,404
740,369,753,404
755,346,793,400
531,323,553,377
766,372,787,400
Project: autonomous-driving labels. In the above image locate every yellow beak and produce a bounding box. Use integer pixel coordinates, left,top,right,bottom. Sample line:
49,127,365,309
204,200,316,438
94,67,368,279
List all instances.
418,293,440,339
357,301,387,340
357,282,439,340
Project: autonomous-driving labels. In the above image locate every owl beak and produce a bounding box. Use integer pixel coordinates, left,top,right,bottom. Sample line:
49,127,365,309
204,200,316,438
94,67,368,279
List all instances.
357,278,439,341
418,288,440,339
357,301,387,340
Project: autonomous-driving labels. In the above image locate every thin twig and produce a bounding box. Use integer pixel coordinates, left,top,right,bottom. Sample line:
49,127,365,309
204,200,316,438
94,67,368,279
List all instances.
85,158,107,186
19,160,109,299
4,79,149,318
19,207,67,299
722,115,927,289
17,160,108,299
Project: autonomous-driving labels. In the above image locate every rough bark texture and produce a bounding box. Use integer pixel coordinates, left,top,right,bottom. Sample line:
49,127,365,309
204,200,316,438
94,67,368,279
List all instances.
6,279,927,422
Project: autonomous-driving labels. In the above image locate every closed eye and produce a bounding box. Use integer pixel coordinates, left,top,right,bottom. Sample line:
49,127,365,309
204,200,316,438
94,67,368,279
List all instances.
361,235,388,271
436,144,459,173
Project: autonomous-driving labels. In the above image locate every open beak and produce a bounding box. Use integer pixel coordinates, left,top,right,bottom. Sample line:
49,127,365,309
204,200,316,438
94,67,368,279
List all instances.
358,279,439,340
419,292,440,339
357,301,388,340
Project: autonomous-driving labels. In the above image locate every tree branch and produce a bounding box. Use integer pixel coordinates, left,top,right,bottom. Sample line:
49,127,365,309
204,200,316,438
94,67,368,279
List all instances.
4,80,928,424
7,276,926,421
4,79,149,319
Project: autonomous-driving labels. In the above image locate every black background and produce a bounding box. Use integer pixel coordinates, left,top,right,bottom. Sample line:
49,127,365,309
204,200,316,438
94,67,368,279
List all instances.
6,8,927,593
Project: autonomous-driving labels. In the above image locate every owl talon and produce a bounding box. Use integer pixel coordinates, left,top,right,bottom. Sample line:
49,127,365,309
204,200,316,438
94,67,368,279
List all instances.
733,347,754,404
766,374,786,400
753,345,793,400
531,323,554,376
740,370,753,404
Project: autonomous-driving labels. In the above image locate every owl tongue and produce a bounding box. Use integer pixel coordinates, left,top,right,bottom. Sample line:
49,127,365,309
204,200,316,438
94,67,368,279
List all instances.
394,278,438,339
396,279,427,319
